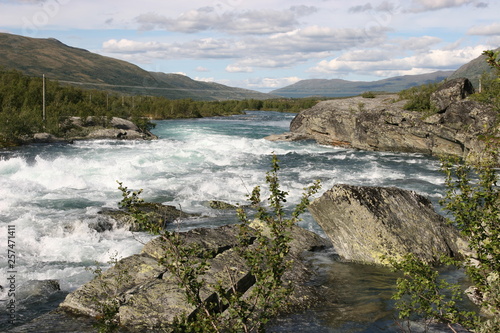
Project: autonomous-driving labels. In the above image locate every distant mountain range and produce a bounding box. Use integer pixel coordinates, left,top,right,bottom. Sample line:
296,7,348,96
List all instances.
272,48,498,98
270,71,455,98
0,33,274,101
0,32,496,100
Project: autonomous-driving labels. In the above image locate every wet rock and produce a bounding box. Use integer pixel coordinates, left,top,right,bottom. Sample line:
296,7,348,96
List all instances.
308,184,466,265
208,200,237,210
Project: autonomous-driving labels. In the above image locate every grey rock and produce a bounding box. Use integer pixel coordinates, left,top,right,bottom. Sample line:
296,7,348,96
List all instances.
430,78,475,112
59,224,331,330
308,184,466,265
32,132,72,144
96,203,196,232
278,90,497,161
110,117,140,131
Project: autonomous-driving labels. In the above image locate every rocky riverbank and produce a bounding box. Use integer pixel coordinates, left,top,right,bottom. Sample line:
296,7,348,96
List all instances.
28,116,157,144
266,78,498,163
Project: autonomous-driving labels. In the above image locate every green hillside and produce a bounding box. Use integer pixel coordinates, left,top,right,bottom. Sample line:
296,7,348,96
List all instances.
448,47,500,88
0,33,274,101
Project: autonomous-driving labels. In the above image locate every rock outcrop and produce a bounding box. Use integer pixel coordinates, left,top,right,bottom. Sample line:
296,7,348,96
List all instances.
308,184,465,265
59,224,331,331
267,78,498,161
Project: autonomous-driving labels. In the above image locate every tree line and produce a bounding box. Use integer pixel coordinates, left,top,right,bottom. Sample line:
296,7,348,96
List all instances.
0,68,320,146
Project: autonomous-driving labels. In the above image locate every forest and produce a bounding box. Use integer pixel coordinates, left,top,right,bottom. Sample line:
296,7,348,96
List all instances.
0,68,320,146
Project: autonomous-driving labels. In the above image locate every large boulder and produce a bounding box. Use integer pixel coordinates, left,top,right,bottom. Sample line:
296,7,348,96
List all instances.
430,78,475,112
59,224,331,330
308,184,465,265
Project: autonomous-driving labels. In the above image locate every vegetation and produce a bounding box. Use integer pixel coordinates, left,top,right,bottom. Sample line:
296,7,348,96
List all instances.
390,50,500,332
398,82,441,112
110,155,321,332
361,91,377,98
0,68,320,147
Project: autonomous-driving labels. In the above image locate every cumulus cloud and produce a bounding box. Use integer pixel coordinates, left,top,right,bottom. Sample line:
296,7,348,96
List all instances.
196,66,210,72
245,76,302,89
409,0,486,12
399,36,442,51
136,6,317,35
194,76,214,82
349,1,398,13
309,45,488,77
226,64,253,73
102,24,389,69
468,22,500,36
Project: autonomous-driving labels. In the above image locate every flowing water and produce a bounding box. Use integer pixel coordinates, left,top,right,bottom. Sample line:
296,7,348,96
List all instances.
0,111,449,331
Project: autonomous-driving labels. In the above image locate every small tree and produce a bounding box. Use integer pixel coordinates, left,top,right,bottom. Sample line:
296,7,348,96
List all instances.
116,154,321,332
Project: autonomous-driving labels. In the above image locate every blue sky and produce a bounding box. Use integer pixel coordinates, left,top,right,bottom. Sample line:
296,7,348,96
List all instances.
1,0,499,92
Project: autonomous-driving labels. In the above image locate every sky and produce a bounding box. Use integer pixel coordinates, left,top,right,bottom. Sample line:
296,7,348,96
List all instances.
1,0,500,92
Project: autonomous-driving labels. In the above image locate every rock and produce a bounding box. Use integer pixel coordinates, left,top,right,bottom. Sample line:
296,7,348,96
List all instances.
60,116,157,141
110,117,140,131
308,184,465,265
17,280,61,303
430,78,475,112
32,132,72,144
208,200,237,210
59,224,331,330
278,91,497,161
96,203,196,232
264,132,312,142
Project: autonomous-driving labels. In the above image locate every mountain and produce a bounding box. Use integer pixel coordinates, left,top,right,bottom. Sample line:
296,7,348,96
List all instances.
0,32,274,101
270,71,454,98
447,47,499,88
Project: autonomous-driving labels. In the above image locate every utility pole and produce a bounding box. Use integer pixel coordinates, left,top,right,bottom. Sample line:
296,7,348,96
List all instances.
42,74,46,122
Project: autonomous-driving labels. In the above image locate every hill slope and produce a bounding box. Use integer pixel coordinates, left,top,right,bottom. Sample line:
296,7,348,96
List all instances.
447,47,499,88
0,33,274,101
270,71,454,98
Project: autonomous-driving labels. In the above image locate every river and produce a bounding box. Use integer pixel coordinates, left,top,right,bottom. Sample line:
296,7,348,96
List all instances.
0,111,448,332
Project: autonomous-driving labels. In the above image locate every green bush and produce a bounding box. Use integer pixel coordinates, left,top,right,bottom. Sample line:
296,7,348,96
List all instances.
398,82,441,112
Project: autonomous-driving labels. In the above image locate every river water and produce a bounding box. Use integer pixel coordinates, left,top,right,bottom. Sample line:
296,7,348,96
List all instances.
0,111,448,331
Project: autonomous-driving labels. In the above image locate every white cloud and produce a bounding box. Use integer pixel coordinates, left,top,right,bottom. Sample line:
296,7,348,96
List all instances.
468,22,500,36
135,6,317,35
409,0,485,12
194,76,214,82
245,76,302,89
225,64,253,73
309,45,488,77
399,36,442,51
195,66,210,72
102,24,389,70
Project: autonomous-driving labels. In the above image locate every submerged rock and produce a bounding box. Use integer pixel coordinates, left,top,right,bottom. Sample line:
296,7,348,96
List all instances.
308,184,466,265
59,224,331,331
